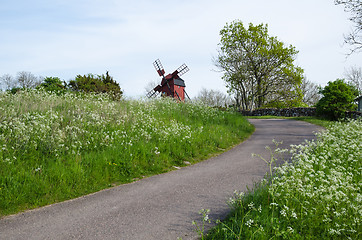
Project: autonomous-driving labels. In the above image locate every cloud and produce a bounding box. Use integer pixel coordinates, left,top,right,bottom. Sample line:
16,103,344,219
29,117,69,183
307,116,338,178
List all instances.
0,0,360,97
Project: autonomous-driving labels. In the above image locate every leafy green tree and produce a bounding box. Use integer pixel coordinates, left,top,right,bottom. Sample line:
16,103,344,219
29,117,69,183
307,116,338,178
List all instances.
37,77,65,92
69,71,123,100
316,79,359,120
215,21,304,110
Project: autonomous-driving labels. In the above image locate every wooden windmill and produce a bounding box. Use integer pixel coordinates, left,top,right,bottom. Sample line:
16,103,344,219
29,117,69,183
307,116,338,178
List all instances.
147,59,190,101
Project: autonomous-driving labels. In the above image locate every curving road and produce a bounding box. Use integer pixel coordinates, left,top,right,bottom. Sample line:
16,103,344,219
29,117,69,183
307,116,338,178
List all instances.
0,119,323,240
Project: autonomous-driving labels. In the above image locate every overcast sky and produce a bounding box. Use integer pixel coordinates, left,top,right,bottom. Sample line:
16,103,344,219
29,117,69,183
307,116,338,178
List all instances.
0,0,361,98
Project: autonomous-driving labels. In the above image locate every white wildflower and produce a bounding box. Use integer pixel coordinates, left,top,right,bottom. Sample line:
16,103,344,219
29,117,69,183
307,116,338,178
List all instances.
248,202,255,209
245,219,254,228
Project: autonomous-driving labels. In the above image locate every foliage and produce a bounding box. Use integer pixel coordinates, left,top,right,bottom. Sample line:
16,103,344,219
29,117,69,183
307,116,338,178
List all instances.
335,0,362,55
7,87,24,95
215,20,304,111
193,209,212,240
68,71,123,100
37,77,66,93
316,79,358,120
207,120,361,239
0,90,254,216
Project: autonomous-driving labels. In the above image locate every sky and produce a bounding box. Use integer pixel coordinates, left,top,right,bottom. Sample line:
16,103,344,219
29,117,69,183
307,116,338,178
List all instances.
0,0,361,98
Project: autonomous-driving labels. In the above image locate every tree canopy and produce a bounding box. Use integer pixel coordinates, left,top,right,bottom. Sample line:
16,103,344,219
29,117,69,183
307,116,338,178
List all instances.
316,79,359,120
68,71,123,100
37,77,65,92
215,21,304,110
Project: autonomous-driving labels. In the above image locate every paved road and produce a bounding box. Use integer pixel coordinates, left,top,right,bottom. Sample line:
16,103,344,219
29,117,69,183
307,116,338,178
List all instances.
0,119,323,240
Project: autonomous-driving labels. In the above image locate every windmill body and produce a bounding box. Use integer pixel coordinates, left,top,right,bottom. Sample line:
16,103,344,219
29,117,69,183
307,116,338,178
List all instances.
147,59,190,101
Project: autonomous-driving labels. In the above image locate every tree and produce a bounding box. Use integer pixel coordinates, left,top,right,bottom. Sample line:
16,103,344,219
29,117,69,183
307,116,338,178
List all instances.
68,71,123,99
215,21,304,111
16,71,40,88
344,65,362,94
335,0,362,54
316,79,359,120
0,74,17,90
37,77,66,92
263,81,304,108
300,77,321,106
194,88,234,108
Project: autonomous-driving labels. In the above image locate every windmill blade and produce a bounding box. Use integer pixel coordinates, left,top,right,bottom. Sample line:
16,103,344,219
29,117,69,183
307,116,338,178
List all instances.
174,91,181,101
165,81,174,98
156,78,174,98
184,89,191,100
146,89,157,98
153,59,165,77
176,64,189,77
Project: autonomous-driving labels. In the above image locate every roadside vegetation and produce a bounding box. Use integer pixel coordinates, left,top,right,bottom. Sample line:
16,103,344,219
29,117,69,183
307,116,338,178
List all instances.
203,119,361,240
0,89,254,217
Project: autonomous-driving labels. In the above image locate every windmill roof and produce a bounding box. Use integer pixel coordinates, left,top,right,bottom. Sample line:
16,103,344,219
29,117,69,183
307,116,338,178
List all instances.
174,78,185,87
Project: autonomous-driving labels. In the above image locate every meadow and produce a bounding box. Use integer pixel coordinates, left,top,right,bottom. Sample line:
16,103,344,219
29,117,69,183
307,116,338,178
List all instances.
0,89,254,216
205,119,361,239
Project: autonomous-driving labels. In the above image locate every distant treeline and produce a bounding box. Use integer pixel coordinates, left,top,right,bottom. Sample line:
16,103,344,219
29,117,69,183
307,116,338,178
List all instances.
0,71,123,100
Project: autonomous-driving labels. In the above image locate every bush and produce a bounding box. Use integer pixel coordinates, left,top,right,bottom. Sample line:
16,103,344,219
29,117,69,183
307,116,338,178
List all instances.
7,87,23,94
37,77,66,93
316,79,358,120
68,71,123,100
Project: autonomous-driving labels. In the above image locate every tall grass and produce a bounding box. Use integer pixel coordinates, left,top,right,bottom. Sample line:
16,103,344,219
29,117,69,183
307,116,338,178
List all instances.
0,89,254,216
206,120,361,239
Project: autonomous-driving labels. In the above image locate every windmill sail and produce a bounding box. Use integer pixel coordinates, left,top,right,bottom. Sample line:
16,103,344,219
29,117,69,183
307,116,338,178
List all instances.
148,59,189,101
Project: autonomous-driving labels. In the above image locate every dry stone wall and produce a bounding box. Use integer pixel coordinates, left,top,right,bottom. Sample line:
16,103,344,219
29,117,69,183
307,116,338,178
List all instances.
241,108,316,117
241,107,362,119
345,111,362,119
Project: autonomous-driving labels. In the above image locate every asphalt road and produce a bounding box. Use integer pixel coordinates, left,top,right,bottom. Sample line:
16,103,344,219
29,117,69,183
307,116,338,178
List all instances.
0,119,323,240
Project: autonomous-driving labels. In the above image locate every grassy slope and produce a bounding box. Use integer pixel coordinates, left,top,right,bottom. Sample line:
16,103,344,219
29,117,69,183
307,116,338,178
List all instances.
206,118,361,240
0,90,254,217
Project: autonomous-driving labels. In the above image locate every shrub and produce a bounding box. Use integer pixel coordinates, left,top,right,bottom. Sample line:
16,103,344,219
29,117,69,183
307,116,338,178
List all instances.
316,79,358,120
37,77,66,93
7,87,23,94
68,71,123,100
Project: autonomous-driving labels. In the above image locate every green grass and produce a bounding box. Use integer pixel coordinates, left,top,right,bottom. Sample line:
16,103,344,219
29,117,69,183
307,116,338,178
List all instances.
204,119,361,240
0,90,254,217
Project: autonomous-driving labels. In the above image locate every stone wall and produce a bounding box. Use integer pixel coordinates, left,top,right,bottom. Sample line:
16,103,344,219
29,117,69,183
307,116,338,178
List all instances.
241,107,316,117
241,107,362,119
345,111,362,119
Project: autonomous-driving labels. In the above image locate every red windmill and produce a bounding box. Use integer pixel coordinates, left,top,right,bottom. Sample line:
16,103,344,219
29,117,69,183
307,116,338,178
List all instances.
147,59,190,101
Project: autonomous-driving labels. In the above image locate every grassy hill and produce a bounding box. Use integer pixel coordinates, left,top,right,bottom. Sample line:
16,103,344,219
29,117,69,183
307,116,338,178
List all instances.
0,90,254,216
